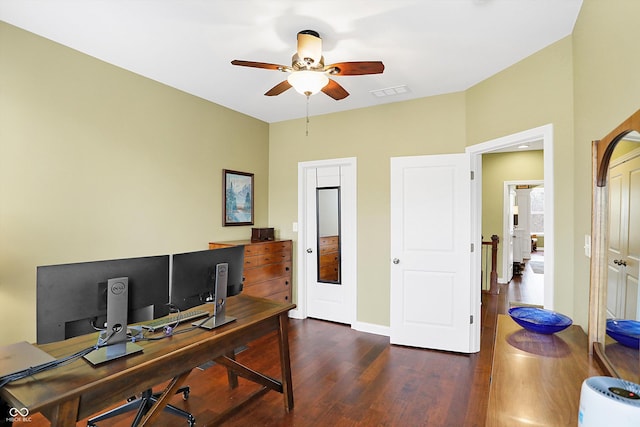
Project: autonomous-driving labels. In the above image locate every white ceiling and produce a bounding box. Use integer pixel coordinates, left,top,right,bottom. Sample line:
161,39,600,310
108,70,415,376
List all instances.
0,0,583,123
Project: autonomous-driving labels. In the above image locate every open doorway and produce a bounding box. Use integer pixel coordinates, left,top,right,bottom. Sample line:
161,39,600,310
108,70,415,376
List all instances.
467,124,554,310
503,181,545,306
503,181,544,279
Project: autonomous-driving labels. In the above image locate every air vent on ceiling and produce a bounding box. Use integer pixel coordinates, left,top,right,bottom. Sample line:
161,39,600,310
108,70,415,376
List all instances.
370,85,410,98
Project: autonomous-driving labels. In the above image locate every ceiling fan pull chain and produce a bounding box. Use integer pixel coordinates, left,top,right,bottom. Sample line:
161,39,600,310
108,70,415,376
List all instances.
306,95,310,136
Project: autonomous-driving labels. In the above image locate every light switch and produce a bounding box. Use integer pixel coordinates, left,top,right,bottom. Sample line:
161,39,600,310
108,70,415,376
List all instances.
584,234,591,257
292,222,298,232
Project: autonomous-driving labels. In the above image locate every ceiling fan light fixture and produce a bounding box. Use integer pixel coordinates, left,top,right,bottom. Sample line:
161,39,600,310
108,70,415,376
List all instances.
297,30,322,65
287,71,329,96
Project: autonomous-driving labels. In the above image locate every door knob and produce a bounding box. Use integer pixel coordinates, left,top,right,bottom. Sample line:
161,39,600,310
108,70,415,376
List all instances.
392,258,400,264
306,248,313,253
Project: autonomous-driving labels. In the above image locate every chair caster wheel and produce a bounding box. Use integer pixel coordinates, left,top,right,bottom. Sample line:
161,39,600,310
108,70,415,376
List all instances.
183,389,190,400
188,415,196,426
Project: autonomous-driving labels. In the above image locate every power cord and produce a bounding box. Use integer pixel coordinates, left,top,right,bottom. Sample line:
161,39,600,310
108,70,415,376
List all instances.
0,329,122,389
0,345,96,388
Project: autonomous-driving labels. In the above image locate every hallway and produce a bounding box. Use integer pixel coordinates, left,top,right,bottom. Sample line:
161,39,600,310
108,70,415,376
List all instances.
506,249,545,308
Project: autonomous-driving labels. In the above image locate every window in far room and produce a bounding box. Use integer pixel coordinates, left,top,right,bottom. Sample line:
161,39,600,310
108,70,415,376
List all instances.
530,187,544,235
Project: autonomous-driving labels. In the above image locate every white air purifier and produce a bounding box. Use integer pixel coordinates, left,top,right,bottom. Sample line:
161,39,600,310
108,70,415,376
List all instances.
578,376,640,426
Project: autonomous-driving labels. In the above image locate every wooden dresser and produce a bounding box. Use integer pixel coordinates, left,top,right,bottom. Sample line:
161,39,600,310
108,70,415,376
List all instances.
209,239,292,303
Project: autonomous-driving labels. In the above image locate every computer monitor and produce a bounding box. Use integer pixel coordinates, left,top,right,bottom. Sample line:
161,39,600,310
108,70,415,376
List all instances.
170,246,244,328
36,255,170,345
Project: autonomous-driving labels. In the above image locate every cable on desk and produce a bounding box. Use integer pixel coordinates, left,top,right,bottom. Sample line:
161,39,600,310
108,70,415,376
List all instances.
0,330,119,389
138,312,216,342
0,345,95,388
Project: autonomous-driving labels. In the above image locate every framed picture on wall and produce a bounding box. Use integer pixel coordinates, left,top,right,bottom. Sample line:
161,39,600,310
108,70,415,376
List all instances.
223,169,254,226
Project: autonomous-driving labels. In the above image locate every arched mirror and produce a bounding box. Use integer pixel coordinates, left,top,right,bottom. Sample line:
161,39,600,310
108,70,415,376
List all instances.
590,109,640,383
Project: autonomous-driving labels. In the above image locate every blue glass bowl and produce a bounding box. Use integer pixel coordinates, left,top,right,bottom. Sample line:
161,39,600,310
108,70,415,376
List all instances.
606,319,640,349
508,306,572,334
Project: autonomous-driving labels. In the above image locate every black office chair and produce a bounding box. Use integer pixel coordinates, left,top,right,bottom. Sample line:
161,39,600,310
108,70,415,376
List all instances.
87,386,195,427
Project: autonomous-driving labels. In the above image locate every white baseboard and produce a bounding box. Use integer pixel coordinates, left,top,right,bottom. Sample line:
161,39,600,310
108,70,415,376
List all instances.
352,321,390,337
288,308,304,319
288,310,391,337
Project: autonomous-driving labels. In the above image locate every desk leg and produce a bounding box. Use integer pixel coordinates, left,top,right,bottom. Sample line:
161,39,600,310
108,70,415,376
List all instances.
138,370,191,427
277,313,294,412
48,396,80,427
225,350,239,389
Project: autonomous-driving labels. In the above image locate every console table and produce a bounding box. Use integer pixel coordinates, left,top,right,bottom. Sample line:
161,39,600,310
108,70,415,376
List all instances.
0,295,295,426
486,315,602,426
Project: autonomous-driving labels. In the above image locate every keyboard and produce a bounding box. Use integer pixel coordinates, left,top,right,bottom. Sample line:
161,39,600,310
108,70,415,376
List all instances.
141,309,210,332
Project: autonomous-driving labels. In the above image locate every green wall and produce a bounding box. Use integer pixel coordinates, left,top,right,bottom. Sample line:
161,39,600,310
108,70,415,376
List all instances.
0,22,269,344
482,151,544,278
571,0,640,328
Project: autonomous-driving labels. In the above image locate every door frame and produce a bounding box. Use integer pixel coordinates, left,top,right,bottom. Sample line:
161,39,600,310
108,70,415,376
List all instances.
466,123,555,309
291,157,357,323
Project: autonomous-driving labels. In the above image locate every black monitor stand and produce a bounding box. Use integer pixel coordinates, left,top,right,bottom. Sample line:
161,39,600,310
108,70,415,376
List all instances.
194,263,236,330
84,277,143,365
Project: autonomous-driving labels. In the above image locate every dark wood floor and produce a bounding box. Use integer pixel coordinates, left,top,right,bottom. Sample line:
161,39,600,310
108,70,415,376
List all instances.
17,254,544,427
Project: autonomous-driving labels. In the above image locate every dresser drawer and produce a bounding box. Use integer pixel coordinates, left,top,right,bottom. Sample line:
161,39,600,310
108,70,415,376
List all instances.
319,236,339,246
267,289,291,303
244,261,291,284
244,251,291,269
243,276,290,298
319,253,339,265
319,264,339,282
245,240,292,256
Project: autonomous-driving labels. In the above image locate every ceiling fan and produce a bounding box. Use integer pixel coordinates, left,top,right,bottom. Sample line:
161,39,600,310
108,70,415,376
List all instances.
231,30,384,100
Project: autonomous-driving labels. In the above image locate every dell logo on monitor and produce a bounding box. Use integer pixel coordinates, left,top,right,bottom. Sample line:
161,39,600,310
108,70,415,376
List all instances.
110,280,126,295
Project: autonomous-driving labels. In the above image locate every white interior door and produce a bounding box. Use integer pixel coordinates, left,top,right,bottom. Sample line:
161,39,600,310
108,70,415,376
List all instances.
302,160,356,325
390,153,475,353
515,188,532,261
608,151,640,320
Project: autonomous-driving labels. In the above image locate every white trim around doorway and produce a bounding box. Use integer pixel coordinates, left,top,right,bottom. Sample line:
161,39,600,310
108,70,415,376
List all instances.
466,124,555,310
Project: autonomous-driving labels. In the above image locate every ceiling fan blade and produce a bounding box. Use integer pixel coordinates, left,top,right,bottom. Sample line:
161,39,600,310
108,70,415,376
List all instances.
325,61,385,75
322,79,349,100
231,60,290,71
265,80,292,96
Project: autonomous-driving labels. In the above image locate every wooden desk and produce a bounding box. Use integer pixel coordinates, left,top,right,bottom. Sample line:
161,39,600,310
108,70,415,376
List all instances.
486,315,602,426
0,295,295,426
